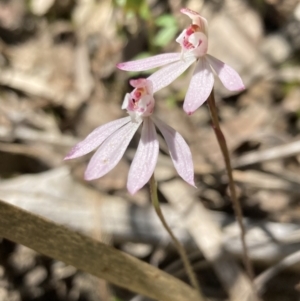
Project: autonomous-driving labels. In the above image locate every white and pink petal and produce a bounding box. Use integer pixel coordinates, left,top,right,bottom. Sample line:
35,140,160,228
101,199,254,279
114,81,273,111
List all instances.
189,32,208,57
130,78,154,95
206,54,245,91
117,53,181,72
84,120,142,180
127,118,159,194
180,8,208,35
153,118,195,187
148,56,196,93
183,57,214,115
64,116,131,160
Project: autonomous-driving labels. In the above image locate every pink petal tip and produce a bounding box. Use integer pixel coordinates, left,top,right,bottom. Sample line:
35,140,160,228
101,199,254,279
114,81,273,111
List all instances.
116,62,125,69
185,110,194,116
64,145,83,160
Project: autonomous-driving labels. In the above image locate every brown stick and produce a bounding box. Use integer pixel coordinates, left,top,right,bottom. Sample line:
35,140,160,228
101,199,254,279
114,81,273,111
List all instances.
150,174,205,300
207,90,255,282
160,180,258,301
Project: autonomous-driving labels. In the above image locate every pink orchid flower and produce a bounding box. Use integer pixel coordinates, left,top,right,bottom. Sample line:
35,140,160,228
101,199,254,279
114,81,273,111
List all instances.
64,78,195,194
117,8,245,115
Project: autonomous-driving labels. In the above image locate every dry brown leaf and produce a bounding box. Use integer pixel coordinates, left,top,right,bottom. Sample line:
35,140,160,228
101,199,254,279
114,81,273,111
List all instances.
0,199,202,301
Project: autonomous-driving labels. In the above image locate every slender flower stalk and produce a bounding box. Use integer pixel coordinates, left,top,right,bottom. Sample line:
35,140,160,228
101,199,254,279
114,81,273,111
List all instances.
117,8,245,115
65,78,195,194
207,89,255,282
149,174,205,301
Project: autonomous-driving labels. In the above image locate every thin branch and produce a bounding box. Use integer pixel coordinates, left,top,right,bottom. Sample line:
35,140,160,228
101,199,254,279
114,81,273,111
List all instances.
149,174,206,301
207,90,255,282
232,140,300,168
255,250,300,294
160,179,258,301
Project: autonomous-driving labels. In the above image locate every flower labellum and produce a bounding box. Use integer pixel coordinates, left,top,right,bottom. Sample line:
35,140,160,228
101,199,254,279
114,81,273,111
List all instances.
65,79,195,194
117,8,245,115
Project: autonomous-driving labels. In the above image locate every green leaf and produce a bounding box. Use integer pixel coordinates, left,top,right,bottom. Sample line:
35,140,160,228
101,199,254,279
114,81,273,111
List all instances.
155,14,177,27
125,0,144,11
153,14,178,47
113,0,126,7
139,0,151,20
153,26,178,47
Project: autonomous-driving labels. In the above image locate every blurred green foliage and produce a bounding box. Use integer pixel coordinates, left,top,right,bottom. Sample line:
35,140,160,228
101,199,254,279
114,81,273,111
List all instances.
111,297,124,301
113,0,150,20
113,0,179,50
153,14,178,47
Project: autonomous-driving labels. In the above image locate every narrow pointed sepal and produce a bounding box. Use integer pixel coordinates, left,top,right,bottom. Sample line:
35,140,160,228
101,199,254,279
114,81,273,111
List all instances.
127,118,159,194
183,57,214,115
148,56,196,93
64,117,131,160
206,54,245,91
153,118,195,187
117,53,181,71
84,120,141,180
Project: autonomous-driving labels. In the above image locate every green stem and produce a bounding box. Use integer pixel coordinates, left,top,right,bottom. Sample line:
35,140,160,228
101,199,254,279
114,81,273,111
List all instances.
149,174,206,301
207,89,255,281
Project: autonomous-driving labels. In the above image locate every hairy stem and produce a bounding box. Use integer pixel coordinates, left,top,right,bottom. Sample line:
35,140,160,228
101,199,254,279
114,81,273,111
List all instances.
207,90,255,281
149,174,205,301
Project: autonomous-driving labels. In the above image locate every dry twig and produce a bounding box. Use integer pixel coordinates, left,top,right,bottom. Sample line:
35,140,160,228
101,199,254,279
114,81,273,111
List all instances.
160,179,258,301
207,91,255,285
255,250,300,294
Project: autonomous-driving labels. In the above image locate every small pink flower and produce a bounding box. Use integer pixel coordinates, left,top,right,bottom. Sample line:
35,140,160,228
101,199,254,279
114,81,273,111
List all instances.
117,8,245,115
65,78,195,194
